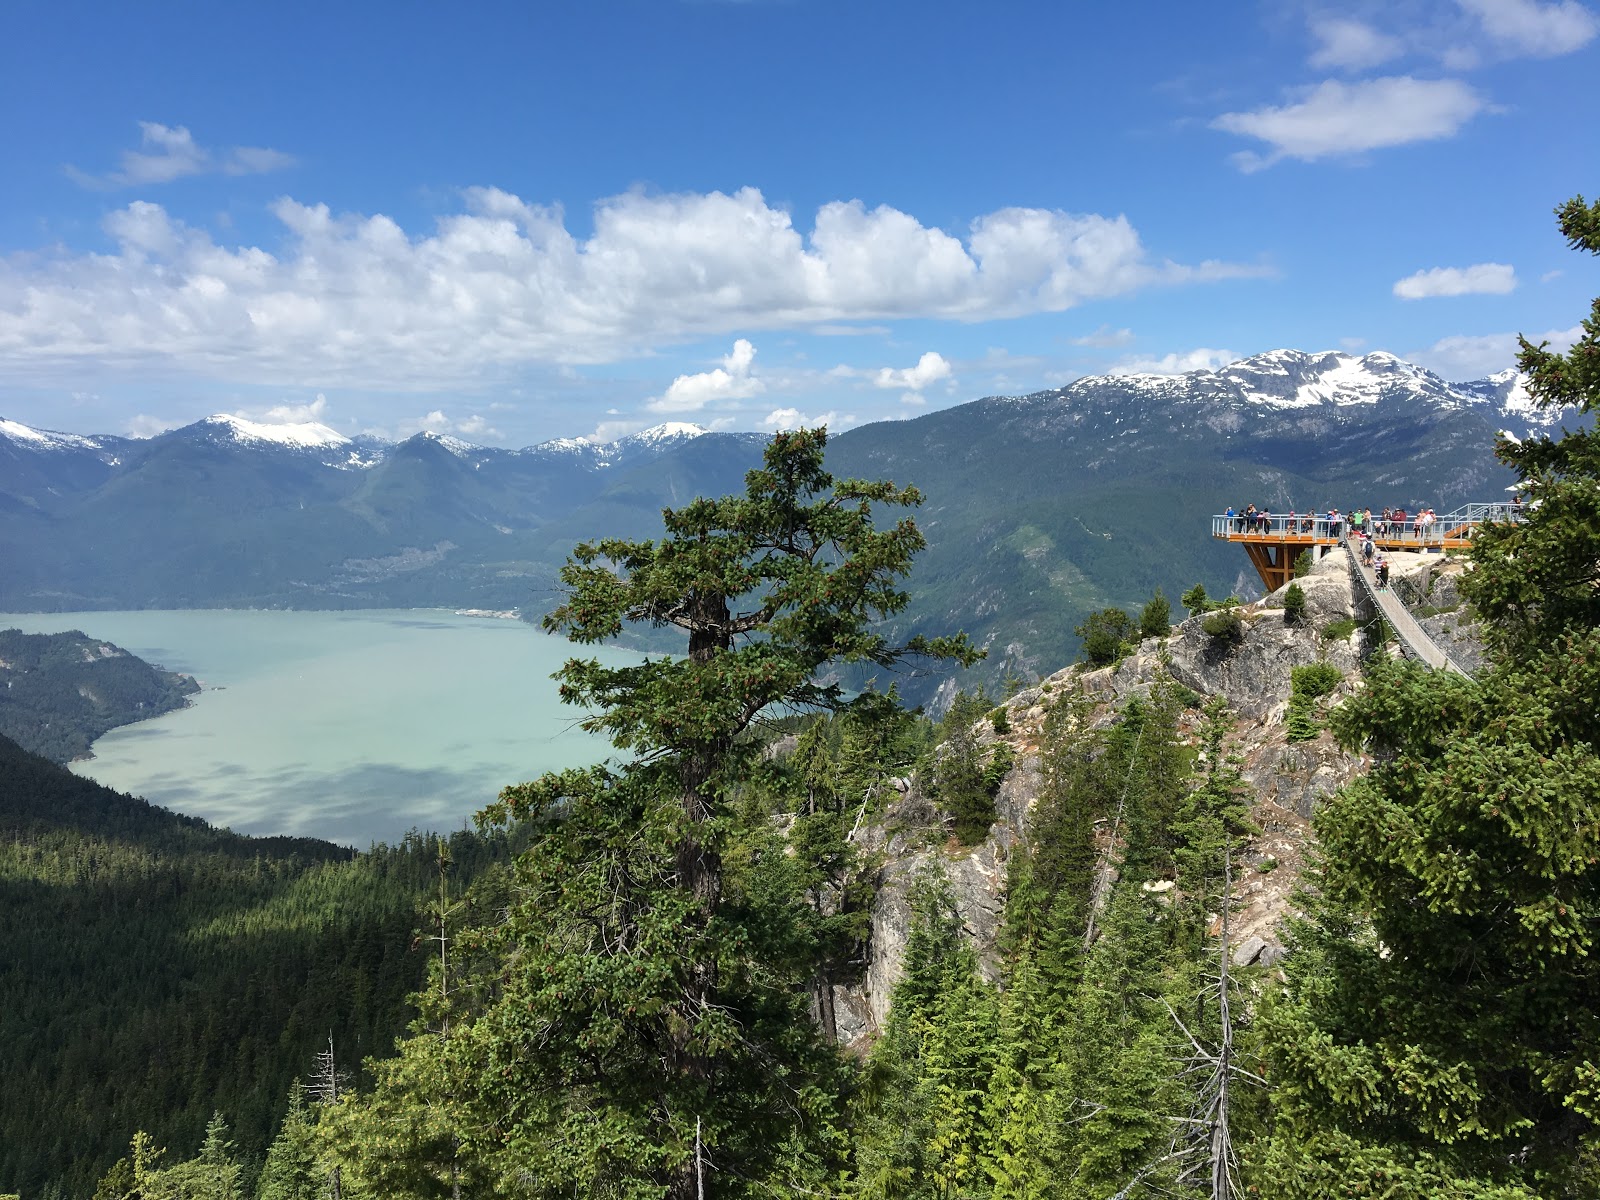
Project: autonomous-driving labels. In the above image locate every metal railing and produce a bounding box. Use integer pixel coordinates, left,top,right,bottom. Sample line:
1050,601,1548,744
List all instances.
1211,501,1529,546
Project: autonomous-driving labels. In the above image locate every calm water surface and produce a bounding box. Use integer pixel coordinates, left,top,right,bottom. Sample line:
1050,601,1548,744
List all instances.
0,610,628,846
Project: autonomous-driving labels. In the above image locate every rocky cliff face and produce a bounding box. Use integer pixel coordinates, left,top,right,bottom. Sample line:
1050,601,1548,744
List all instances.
831,550,1418,1052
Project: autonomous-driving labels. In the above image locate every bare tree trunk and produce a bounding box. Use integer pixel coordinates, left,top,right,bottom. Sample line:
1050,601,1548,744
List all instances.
1211,834,1236,1200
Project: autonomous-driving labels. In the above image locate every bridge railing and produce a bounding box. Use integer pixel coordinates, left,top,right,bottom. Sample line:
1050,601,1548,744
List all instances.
1211,502,1529,546
1210,513,1343,539
1343,543,1469,674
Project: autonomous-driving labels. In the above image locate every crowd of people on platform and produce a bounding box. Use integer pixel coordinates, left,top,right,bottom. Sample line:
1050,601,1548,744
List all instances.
1224,503,1444,540
1221,502,1450,592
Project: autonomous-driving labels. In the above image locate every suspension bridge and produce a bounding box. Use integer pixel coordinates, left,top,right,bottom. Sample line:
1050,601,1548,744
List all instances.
1209,501,1521,675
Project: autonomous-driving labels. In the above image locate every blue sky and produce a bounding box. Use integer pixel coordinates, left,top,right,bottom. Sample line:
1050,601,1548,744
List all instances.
1,0,1596,446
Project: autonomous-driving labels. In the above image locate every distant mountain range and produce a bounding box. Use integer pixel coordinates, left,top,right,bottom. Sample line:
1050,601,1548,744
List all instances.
0,350,1564,701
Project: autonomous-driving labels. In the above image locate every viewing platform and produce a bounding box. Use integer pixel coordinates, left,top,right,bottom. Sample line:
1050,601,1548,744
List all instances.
1211,501,1526,591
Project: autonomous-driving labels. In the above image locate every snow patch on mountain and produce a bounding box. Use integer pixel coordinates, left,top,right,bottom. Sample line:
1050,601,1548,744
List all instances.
1057,350,1562,427
413,430,479,458
200,414,351,450
1216,350,1445,409
615,422,708,448
1454,367,1538,417
0,418,104,452
531,437,597,456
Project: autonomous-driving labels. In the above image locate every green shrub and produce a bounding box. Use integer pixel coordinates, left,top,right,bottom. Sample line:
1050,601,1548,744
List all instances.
982,742,1016,793
1286,695,1321,741
989,707,1011,735
1291,661,1343,699
1075,607,1136,667
1181,583,1215,617
1293,550,1313,578
1168,683,1204,709
1286,661,1344,741
1202,608,1245,643
1320,617,1357,642
1283,582,1307,625
936,731,1013,845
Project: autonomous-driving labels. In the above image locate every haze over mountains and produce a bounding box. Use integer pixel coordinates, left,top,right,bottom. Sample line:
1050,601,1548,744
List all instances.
0,350,1561,698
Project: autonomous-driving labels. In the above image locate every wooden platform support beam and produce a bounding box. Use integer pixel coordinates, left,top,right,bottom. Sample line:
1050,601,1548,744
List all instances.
1243,541,1296,593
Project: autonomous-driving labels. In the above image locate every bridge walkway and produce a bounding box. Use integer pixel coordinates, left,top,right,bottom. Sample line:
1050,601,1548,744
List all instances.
1344,543,1468,675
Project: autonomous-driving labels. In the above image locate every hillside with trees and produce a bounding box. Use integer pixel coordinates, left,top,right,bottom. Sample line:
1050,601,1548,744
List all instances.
0,731,508,1198
0,629,199,763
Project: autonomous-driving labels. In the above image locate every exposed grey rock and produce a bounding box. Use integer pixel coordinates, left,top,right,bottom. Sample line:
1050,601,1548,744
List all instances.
839,549,1370,1049
1163,557,1359,721
1232,934,1268,967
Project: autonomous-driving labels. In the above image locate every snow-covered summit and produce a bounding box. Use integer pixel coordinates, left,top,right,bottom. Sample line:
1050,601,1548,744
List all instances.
1454,367,1537,416
410,430,478,458
531,436,596,456
0,417,108,453
1215,350,1440,409
608,419,710,451
614,422,708,448
194,414,351,450
1065,349,1559,425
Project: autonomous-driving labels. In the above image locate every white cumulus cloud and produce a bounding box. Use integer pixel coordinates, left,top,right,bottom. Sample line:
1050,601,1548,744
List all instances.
399,409,504,442
872,351,953,392
1458,0,1598,57
1309,17,1407,69
1393,262,1517,298
0,186,1261,390
1409,323,1581,377
1110,348,1238,376
1213,76,1487,171
647,339,764,413
1068,325,1135,348
127,413,181,439
67,122,297,189
763,407,851,432
252,393,331,424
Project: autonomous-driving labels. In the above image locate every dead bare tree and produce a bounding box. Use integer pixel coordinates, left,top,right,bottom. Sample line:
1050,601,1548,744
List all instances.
1168,835,1266,1199
309,1034,344,1200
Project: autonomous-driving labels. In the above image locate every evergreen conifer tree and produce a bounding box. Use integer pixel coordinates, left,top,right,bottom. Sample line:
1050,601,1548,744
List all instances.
1140,589,1173,640
1256,195,1600,1199
851,877,999,1200
357,429,975,1199
255,1090,320,1200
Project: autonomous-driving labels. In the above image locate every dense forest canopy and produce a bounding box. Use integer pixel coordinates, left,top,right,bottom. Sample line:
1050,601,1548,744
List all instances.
0,731,508,1198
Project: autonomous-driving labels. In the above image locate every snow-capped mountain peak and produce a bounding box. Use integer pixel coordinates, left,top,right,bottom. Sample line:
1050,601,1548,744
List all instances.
1214,349,1440,409
0,417,106,453
1068,349,1560,426
531,436,596,455
197,414,351,450
614,422,708,448
412,430,478,457
1450,366,1538,417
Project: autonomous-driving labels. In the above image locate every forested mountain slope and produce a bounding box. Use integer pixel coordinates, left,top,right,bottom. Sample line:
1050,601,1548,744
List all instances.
0,732,505,1198
0,628,199,763
0,351,1558,704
